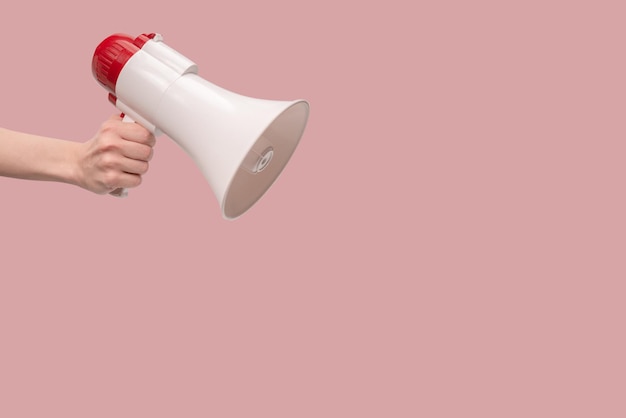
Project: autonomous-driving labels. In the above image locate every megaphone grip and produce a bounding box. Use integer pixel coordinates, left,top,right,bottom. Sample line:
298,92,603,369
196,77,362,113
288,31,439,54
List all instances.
108,113,134,198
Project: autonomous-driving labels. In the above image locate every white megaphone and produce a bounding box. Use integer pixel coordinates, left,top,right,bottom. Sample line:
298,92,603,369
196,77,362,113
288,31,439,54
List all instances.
92,33,309,220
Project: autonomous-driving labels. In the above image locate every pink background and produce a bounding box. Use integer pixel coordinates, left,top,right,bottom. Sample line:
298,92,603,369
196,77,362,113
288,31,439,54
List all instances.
1,1,624,417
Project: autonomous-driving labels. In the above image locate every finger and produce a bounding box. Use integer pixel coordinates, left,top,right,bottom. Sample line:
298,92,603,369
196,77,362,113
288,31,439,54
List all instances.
119,141,154,161
119,157,149,175
112,172,143,189
101,170,143,193
118,123,156,146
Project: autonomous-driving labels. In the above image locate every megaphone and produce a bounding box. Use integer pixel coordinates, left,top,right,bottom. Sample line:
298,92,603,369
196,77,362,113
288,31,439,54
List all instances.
91,33,309,220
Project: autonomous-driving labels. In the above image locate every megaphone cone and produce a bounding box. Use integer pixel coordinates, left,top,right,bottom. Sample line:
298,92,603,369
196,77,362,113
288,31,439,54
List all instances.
92,33,309,219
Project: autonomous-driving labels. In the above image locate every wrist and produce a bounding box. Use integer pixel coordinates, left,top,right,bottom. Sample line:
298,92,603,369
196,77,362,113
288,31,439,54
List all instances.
60,140,84,188
34,137,84,188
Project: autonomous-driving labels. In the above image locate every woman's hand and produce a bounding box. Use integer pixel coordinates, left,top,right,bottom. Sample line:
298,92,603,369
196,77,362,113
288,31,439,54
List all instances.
73,115,156,194
0,114,156,194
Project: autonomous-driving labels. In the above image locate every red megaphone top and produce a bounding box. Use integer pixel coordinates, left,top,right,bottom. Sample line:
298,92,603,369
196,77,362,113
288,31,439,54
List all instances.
92,33,156,97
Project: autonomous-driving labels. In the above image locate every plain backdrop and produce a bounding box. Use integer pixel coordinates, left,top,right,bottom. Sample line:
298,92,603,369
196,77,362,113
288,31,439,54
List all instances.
1,1,624,417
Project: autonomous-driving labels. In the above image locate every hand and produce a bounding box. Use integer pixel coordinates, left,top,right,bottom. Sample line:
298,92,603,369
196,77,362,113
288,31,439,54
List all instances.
74,114,156,195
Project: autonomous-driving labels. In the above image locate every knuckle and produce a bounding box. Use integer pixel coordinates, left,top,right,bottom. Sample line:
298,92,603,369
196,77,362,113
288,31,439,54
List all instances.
131,161,148,175
100,120,118,133
102,171,120,189
133,126,154,144
98,134,120,152
141,145,153,161
139,130,154,144
99,153,117,169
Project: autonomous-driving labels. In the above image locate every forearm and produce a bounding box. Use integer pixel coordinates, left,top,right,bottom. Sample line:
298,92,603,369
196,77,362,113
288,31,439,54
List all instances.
0,127,80,186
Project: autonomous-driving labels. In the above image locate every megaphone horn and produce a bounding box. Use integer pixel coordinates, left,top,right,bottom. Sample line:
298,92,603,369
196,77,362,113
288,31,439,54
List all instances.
92,33,309,220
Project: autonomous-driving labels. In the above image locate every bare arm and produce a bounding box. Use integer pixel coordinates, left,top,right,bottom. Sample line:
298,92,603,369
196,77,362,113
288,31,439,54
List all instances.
0,114,156,194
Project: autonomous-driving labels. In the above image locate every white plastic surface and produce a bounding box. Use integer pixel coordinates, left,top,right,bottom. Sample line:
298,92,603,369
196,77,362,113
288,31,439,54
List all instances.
113,35,309,219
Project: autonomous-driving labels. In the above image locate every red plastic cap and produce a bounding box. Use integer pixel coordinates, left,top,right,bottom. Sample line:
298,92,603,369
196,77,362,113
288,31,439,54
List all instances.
92,33,156,94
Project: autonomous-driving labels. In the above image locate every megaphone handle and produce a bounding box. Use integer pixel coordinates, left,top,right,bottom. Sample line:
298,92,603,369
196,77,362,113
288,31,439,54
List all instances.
108,114,135,198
